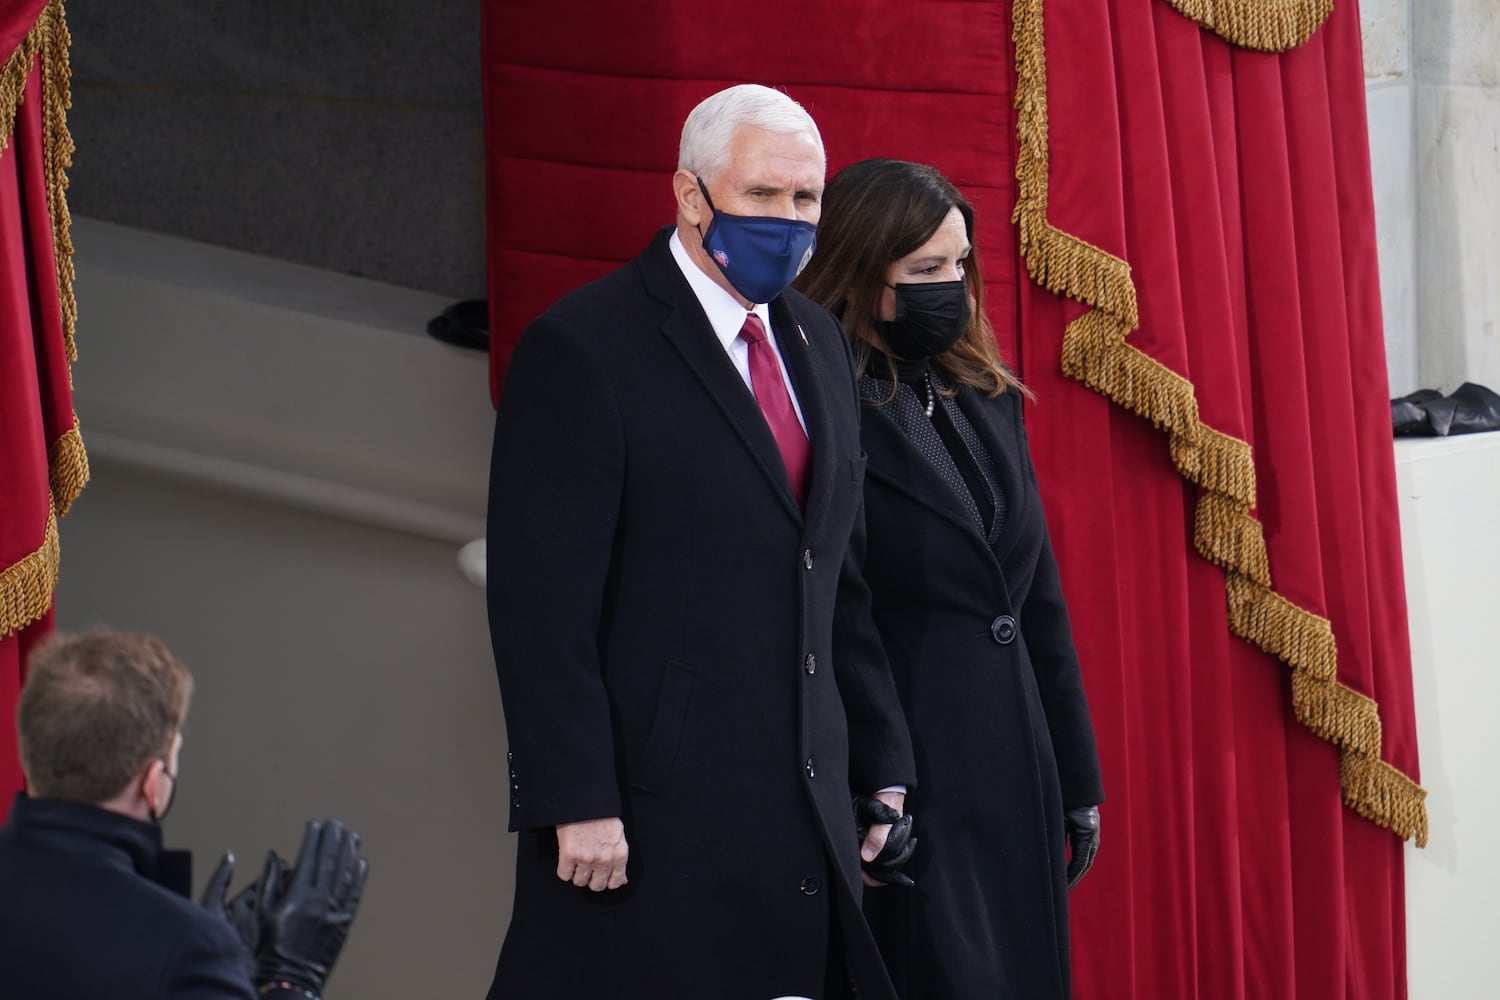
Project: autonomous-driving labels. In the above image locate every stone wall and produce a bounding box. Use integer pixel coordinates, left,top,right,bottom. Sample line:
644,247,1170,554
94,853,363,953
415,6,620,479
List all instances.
1414,2,1500,393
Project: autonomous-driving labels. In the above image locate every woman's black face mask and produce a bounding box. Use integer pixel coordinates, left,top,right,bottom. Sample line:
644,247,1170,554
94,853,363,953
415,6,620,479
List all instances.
876,280,972,360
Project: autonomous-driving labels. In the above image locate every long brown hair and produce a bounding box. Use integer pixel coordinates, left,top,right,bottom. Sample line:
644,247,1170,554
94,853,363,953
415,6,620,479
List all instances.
796,158,1022,397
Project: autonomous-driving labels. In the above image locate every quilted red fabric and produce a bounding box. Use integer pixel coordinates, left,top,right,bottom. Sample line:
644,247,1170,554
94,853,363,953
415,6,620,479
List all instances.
483,1,1023,400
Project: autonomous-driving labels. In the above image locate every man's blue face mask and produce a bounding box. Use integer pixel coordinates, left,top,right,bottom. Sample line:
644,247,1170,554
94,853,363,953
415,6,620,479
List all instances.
695,177,818,305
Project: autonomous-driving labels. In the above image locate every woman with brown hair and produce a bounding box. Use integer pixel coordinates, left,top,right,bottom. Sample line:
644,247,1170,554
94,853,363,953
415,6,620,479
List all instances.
797,158,1104,999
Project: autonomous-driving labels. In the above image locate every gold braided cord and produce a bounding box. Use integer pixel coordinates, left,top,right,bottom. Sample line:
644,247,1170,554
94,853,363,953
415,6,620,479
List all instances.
1012,0,1427,844
0,505,59,640
0,1,87,642
1165,0,1333,52
38,0,75,365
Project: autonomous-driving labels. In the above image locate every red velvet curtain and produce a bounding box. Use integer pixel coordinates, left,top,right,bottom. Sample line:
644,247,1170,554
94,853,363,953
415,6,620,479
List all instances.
1018,1,1423,995
482,0,1423,994
0,0,83,819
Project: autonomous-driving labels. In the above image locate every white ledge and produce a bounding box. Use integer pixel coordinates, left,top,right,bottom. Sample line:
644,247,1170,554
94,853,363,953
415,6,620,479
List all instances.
70,218,495,543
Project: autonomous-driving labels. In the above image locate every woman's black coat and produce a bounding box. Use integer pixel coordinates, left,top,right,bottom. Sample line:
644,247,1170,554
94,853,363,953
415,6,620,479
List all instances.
857,380,1104,1000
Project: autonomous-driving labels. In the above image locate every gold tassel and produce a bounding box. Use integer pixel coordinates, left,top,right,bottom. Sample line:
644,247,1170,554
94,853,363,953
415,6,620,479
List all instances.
1011,0,1427,842
48,414,88,518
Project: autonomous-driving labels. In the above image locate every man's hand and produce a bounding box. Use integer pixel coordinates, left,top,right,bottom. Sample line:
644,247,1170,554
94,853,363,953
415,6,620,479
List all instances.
556,817,629,891
253,819,369,995
199,850,259,976
857,789,912,888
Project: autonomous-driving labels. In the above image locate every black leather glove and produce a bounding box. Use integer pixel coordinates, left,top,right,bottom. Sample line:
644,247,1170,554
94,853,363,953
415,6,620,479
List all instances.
1065,805,1100,889
853,794,917,888
199,851,260,977
253,819,370,995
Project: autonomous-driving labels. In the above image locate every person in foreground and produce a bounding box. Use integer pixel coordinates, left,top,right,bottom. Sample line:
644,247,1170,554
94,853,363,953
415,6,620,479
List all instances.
0,631,368,1000
796,158,1105,999
486,86,915,999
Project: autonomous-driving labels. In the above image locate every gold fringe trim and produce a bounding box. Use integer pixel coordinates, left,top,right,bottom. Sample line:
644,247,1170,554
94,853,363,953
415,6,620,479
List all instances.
0,419,83,640
0,2,86,641
0,504,60,639
1342,752,1429,846
1165,0,1333,52
1012,0,1427,844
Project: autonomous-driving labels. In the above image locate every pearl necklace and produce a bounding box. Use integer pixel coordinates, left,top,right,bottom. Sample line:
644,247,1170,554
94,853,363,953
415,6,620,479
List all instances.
922,372,936,419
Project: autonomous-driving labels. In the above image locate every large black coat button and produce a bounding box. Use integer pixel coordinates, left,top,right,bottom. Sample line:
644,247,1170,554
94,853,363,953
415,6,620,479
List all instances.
802,549,814,571
800,876,821,895
805,757,816,779
804,653,816,675
991,615,1018,645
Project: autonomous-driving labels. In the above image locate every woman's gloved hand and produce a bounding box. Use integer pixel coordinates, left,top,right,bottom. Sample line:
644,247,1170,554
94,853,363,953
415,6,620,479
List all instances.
853,794,917,888
1065,805,1100,889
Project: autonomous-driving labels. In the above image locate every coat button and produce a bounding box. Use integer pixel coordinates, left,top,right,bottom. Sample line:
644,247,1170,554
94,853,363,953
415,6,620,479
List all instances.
804,653,816,675
805,757,816,779
991,615,1017,645
802,549,814,570
800,876,821,895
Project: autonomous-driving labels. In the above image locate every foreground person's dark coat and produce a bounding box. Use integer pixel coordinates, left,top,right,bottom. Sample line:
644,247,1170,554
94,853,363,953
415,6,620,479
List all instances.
486,229,916,999
0,794,254,1000
857,378,1105,1000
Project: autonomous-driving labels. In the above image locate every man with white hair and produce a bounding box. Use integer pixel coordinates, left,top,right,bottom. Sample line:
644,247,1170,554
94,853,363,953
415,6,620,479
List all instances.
486,84,916,998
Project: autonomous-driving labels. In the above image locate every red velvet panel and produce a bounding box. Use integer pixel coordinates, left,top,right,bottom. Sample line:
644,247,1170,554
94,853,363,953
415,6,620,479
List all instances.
1,32,77,817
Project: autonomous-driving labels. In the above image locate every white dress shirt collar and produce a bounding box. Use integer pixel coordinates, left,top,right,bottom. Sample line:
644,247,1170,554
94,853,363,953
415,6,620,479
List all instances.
667,228,807,432
668,229,773,352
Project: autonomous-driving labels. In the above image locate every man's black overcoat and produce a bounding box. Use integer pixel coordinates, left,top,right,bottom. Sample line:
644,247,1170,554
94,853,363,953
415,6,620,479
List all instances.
856,385,1105,1000
0,794,255,999
486,228,916,999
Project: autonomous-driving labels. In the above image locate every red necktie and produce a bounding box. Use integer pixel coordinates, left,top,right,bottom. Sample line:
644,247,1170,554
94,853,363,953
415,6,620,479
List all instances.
739,313,811,507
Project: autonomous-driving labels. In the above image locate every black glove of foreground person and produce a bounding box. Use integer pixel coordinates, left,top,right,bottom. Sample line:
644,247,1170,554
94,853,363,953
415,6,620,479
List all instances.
200,850,263,978
1065,805,1100,889
253,819,370,997
853,793,917,888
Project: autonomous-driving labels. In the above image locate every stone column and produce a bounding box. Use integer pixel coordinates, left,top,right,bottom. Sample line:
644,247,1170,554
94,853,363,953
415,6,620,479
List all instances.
1363,0,1418,395
1414,2,1500,392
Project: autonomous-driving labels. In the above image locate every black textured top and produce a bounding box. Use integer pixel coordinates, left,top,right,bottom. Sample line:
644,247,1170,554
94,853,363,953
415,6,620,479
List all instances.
859,353,1006,540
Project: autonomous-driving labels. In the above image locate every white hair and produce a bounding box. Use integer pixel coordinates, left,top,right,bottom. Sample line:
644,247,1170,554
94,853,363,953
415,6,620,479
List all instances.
678,84,825,182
